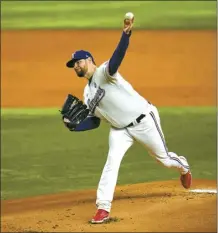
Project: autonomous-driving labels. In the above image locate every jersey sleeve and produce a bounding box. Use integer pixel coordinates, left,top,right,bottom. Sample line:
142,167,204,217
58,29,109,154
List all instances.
102,61,118,84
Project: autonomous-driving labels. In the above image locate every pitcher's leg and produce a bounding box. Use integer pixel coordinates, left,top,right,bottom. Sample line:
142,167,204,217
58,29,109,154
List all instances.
148,108,190,175
96,127,133,212
128,105,190,176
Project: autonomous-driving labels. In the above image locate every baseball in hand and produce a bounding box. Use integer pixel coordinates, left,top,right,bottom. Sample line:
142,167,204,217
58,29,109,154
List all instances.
124,12,134,24
125,12,134,20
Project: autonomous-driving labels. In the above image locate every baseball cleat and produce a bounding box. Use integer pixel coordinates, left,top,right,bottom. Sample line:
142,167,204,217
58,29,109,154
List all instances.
180,170,192,189
91,209,109,224
179,156,192,189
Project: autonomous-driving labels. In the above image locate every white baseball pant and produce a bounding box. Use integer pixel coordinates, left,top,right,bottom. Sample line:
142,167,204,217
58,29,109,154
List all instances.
96,104,190,212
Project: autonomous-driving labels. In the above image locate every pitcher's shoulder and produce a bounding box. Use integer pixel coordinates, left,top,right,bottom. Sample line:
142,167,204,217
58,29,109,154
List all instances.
96,60,120,83
93,61,110,82
97,61,109,71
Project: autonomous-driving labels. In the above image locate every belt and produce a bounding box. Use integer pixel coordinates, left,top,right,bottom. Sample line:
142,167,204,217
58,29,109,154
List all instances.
127,114,146,127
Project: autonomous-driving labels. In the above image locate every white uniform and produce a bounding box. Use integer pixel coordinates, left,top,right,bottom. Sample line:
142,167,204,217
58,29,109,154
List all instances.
84,61,149,128
84,61,190,212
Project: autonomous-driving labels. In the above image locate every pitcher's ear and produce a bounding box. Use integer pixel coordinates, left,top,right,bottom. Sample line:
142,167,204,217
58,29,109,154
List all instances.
87,57,92,62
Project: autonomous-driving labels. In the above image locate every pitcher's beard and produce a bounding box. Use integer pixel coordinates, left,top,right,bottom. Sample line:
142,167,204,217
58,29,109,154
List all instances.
76,70,85,77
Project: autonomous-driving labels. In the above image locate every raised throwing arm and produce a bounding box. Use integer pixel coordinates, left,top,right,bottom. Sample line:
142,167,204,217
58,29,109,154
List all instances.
108,13,134,76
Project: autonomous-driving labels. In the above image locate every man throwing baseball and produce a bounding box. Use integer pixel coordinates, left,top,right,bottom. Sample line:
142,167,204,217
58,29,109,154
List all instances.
61,14,192,224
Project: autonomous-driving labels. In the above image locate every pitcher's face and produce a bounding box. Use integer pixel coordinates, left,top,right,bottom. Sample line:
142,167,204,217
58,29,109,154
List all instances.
73,59,88,77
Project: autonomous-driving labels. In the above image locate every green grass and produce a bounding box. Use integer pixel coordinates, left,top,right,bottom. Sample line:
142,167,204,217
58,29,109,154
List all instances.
1,107,216,200
1,1,216,30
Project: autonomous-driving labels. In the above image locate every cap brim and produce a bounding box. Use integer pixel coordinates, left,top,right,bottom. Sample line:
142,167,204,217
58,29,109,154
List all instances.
66,59,76,68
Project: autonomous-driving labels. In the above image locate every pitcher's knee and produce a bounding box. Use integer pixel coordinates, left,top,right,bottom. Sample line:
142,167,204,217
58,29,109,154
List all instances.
105,154,122,171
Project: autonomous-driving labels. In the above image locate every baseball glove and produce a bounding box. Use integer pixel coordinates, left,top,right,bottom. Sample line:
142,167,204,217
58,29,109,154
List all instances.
60,94,89,131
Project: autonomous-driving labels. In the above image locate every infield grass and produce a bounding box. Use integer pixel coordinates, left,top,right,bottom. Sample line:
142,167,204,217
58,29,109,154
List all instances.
1,1,216,30
1,107,216,200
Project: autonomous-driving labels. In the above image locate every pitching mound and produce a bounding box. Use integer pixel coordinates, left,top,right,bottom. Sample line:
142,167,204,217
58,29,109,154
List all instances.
1,179,217,232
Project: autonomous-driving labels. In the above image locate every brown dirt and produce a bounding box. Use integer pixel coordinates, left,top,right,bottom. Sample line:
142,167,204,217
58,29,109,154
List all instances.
1,30,216,107
1,180,217,232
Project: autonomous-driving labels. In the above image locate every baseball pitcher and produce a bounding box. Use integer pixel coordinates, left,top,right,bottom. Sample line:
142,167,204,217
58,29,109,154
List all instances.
60,14,192,224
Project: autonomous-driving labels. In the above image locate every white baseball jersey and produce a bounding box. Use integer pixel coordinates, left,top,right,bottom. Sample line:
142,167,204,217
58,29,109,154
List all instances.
83,63,191,214
83,61,150,128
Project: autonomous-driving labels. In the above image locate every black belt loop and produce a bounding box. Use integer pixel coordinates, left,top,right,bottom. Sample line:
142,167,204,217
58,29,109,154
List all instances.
126,100,152,128
127,114,146,127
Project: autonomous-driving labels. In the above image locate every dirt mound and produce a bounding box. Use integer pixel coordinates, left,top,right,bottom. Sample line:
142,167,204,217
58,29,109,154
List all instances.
1,179,216,232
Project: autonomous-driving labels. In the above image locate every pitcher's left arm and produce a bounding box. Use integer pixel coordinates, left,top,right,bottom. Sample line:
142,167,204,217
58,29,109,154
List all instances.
60,94,101,132
64,115,101,132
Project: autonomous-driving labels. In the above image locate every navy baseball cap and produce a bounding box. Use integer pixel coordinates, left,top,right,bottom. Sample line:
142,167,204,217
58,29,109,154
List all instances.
66,50,95,68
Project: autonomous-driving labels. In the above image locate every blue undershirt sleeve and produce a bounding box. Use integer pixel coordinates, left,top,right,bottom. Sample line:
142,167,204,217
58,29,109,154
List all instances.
73,116,101,132
108,31,132,76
